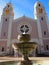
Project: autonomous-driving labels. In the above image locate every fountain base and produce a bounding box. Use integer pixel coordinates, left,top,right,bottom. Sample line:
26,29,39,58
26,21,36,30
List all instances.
13,34,37,65
20,60,32,65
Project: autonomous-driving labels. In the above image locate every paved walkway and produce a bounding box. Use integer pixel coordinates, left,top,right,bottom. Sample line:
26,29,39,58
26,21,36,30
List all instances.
0,57,49,62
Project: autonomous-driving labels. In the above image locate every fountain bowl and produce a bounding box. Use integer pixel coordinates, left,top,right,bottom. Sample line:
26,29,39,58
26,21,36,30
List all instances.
13,42,37,55
18,34,30,42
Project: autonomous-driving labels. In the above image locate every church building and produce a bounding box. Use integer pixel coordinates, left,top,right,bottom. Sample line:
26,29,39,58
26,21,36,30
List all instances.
0,1,49,56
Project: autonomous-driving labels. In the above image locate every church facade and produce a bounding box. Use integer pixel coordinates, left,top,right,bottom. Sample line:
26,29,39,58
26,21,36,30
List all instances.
0,1,49,56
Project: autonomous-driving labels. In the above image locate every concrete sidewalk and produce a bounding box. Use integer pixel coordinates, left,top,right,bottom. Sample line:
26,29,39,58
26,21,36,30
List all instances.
0,57,49,62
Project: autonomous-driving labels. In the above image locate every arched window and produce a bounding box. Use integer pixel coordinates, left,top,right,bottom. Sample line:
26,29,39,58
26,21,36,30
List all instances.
38,8,43,13
3,32,6,36
41,17,43,21
2,47,4,52
46,45,49,50
44,31,46,35
5,18,7,22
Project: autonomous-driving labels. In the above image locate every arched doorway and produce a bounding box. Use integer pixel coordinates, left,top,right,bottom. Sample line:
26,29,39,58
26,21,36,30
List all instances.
35,48,38,56
12,48,14,55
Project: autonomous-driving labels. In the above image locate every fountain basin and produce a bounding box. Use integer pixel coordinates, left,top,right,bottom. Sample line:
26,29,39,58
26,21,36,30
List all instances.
18,34,30,42
13,42,37,55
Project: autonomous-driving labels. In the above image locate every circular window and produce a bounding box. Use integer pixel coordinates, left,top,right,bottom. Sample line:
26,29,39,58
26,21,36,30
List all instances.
8,5,10,7
39,4,40,6
20,25,29,33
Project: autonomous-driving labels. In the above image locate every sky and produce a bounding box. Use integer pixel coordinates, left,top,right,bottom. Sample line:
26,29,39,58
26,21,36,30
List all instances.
0,0,49,20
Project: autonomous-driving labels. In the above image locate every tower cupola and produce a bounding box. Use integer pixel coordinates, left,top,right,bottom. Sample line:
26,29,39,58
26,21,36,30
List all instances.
34,2,46,19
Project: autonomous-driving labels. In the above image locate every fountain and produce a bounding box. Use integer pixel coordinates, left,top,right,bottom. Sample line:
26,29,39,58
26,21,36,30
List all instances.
13,34,37,65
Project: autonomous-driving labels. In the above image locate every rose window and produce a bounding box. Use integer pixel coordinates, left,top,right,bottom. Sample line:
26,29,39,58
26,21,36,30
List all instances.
20,25,29,33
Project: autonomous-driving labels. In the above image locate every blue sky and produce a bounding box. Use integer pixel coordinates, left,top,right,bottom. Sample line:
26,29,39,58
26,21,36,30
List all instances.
0,0,49,20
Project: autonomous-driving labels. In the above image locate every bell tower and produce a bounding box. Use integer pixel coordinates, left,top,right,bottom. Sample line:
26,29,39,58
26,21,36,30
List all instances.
0,3,14,53
34,1,49,52
34,1,49,32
